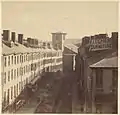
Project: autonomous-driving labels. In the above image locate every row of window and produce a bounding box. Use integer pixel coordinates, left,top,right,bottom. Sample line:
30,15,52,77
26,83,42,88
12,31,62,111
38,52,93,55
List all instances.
3,78,29,107
4,52,62,67
95,69,118,89
3,57,63,85
2,62,63,107
3,65,30,84
43,57,62,65
3,59,49,84
43,59,55,65
56,58,62,63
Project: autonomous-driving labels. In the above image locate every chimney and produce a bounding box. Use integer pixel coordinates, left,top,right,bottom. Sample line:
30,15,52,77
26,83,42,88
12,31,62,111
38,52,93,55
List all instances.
31,39,34,45
33,39,36,46
112,32,118,39
35,39,38,45
112,32,118,49
43,42,46,49
47,42,51,49
18,34,23,44
27,38,31,44
11,32,16,42
2,30,10,41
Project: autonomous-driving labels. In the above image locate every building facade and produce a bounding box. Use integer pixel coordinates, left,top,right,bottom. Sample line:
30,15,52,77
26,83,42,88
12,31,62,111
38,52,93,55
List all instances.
81,32,118,53
75,32,118,113
63,44,78,72
89,56,118,113
1,30,64,113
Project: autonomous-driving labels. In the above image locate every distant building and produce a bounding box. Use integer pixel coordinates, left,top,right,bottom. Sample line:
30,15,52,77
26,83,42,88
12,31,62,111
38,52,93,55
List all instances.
88,34,112,51
89,56,118,113
51,32,67,51
63,44,78,72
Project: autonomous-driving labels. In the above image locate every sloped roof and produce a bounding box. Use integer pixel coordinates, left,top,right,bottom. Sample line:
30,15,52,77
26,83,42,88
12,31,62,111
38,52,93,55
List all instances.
2,42,58,55
64,43,78,54
90,56,118,68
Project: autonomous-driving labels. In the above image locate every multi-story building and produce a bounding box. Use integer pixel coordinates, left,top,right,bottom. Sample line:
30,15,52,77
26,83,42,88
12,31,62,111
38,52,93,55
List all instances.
1,30,65,113
89,34,112,51
75,32,118,113
89,56,118,113
81,32,118,53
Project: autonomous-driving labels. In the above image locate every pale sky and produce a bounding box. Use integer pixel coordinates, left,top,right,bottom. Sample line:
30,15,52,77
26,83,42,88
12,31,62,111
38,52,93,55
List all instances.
2,1,118,41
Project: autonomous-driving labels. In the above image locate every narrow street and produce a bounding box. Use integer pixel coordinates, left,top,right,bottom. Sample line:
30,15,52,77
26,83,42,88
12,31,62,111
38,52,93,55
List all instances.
16,74,55,113
16,72,80,113
52,72,78,113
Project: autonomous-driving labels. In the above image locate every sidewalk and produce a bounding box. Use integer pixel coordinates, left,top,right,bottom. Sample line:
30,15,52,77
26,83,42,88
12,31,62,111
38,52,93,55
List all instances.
72,83,83,113
16,98,37,113
16,75,55,113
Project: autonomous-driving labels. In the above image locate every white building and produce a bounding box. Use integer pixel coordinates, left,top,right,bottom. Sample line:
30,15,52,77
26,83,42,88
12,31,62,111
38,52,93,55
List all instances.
1,30,65,113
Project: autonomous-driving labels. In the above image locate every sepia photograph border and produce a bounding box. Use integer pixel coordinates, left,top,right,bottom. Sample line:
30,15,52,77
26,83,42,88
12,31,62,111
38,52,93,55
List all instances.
0,0,119,115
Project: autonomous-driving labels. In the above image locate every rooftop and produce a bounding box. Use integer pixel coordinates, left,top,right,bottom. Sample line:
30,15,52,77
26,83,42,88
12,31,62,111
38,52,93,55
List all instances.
2,42,58,55
90,56,118,68
64,39,82,46
64,43,78,54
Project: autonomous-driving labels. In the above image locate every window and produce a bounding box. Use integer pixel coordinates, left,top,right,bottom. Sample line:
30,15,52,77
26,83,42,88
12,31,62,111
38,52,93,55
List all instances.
4,72,6,84
96,69,103,88
7,89,10,104
17,68,19,77
14,85,16,98
20,67,23,76
24,55,25,62
112,69,118,89
17,84,18,96
19,82,21,92
11,87,13,99
24,66,25,74
4,57,7,67
14,69,16,79
20,55,22,63
8,56,10,66
8,71,10,82
3,91,6,106
26,65,27,73
22,56,23,63
11,69,13,80
24,80,26,86
17,55,19,64
11,56,13,64
29,65,31,72
14,56,16,64
26,55,27,61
